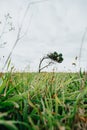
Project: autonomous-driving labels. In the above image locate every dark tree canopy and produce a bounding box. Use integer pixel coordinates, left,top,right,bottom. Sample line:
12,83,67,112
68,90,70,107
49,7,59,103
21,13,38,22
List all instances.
47,51,63,63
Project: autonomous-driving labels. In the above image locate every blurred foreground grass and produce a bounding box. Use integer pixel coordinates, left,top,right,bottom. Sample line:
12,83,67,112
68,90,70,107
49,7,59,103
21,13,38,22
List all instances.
0,71,87,130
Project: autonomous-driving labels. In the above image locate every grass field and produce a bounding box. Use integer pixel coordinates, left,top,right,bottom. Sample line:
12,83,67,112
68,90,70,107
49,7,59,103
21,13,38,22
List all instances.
0,71,87,130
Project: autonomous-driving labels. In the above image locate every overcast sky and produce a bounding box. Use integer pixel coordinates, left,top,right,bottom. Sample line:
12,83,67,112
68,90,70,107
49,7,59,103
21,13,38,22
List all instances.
0,0,87,72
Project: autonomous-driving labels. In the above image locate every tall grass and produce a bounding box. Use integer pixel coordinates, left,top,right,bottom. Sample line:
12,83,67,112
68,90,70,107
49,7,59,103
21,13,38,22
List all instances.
0,71,87,130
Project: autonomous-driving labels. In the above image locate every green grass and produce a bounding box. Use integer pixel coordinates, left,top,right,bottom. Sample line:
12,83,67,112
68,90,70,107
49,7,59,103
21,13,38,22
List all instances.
0,71,87,130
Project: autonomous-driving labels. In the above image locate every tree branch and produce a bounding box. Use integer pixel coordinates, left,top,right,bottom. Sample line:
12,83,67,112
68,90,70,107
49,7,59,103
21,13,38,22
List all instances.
39,61,54,72
39,56,48,72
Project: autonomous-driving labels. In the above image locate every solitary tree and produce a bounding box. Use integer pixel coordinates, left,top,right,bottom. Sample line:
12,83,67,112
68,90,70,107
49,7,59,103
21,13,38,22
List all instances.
39,51,63,72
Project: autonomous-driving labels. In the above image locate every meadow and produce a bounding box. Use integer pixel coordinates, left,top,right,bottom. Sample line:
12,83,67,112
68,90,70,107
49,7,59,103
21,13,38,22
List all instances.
0,71,87,130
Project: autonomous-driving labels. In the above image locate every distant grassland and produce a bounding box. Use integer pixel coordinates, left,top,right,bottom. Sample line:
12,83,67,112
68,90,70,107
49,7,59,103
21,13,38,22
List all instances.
0,72,87,130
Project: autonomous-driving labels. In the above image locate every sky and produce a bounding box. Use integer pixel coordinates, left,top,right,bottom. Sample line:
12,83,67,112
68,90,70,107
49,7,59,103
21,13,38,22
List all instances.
0,0,87,72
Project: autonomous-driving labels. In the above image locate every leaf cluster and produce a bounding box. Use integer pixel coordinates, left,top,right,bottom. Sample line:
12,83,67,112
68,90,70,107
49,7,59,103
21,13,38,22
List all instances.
47,51,63,63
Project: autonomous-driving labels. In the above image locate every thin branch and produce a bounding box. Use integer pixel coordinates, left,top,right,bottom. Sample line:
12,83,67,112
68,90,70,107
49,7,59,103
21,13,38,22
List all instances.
39,61,54,72
39,56,48,72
